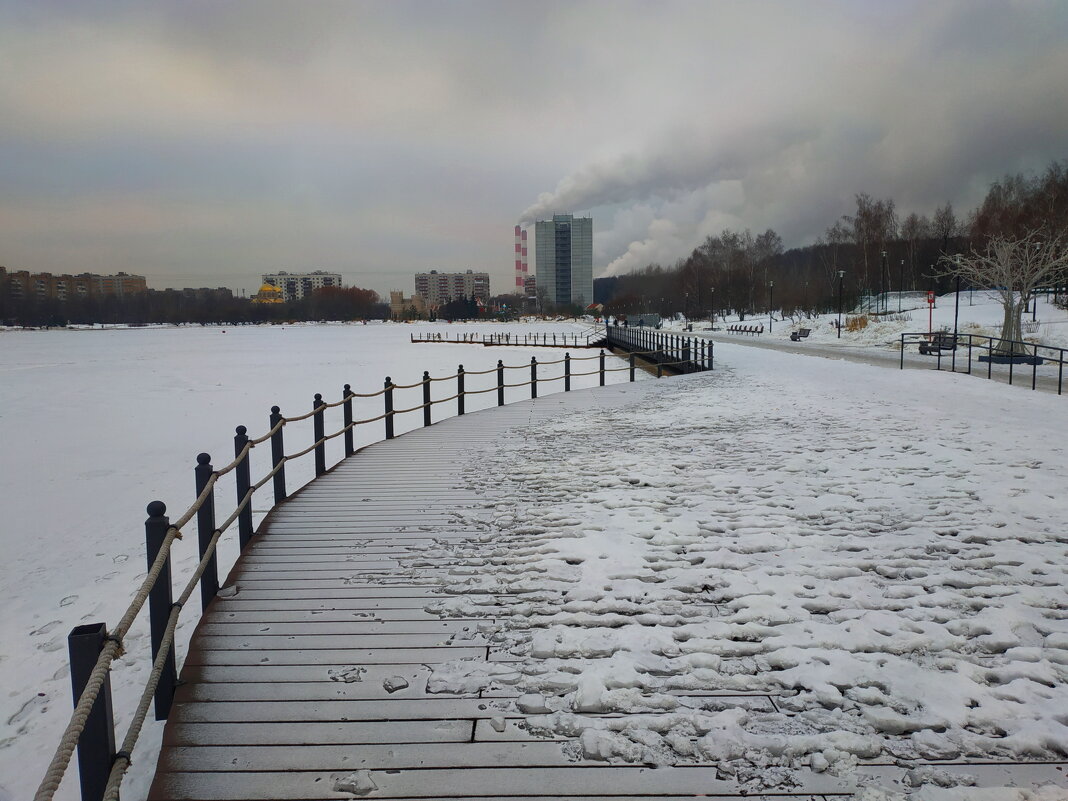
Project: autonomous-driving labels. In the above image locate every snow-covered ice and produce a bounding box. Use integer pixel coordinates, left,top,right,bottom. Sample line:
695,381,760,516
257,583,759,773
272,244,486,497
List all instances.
0,320,617,801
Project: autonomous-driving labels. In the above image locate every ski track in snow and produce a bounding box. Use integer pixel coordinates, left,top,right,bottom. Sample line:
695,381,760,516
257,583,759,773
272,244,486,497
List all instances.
414,353,1068,795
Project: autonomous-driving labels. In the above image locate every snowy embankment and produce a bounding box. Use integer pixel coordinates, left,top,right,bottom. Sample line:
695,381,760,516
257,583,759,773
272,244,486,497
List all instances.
0,321,617,801
667,291,1068,355
415,343,1068,798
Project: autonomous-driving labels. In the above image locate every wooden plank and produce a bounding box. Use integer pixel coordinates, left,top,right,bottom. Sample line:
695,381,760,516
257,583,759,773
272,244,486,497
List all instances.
178,663,477,691
190,633,488,649
185,647,486,666
161,720,473,747
199,620,482,634
168,697,515,723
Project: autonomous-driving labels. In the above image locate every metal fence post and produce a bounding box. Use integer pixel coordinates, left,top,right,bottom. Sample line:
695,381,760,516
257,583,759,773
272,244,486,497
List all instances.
457,365,465,416
313,394,326,477
900,335,905,370
422,371,432,427
1008,340,1015,385
270,406,286,503
565,353,571,391
683,339,691,372
599,350,606,386
1032,345,1039,391
194,454,219,612
497,360,505,406
629,353,635,382
657,363,663,379
530,357,538,399
234,426,253,550
384,377,395,439
342,384,354,457
145,501,177,720
67,623,116,801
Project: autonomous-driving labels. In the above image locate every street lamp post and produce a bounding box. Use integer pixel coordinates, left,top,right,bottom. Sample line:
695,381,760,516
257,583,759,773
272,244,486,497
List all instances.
880,250,887,314
768,281,774,333
710,287,715,327
899,259,904,313
837,270,845,338
953,263,961,372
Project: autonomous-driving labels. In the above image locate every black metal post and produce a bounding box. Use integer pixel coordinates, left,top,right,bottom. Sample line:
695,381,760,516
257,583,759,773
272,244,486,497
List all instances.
234,425,253,550
68,623,116,801
565,353,571,391
657,363,663,379
497,360,505,406
457,365,465,416
683,338,691,372
313,394,326,476
194,454,219,613
145,501,177,720
599,350,605,386
988,337,993,380
1033,345,1039,391
530,357,538,399
342,384,354,457
422,371,432,427
952,276,961,372
384,377,395,439
966,335,973,375
270,406,286,504
1008,341,1015,385
629,353,635,382
900,335,905,370
768,282,774,333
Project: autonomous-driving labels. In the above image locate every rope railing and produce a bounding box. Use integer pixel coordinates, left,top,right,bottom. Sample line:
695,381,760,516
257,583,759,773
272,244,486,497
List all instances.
43,327,714,801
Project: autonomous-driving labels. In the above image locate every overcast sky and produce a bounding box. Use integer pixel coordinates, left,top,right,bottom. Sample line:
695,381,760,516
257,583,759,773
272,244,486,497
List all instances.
2,1,1066,297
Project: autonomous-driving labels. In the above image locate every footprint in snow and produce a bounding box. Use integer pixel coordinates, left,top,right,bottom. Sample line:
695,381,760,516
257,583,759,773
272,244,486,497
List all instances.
59,596,78,607
30,620,61,637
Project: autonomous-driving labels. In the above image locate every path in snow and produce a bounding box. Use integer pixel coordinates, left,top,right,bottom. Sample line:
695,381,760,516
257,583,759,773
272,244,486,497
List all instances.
414,344,1068,797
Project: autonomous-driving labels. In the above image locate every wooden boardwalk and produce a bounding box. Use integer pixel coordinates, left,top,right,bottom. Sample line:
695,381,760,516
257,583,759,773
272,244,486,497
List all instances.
148,381,1065,800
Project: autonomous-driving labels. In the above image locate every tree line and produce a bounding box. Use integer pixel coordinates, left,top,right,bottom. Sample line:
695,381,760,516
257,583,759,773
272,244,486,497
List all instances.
0,284,387,328
594,160,1068,322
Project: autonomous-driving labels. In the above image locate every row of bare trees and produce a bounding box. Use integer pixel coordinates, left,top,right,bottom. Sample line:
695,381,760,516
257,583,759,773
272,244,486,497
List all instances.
597,160,1068,348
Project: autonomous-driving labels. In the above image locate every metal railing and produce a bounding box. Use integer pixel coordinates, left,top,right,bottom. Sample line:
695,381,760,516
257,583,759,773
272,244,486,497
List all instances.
899,332,1066,395
410,331,606,348
605,325,713,374
37,344,711,801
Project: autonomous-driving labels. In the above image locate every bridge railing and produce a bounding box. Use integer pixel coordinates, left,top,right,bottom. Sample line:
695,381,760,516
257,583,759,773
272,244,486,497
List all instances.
410,330,605,347
605,324,713,374
36,346,709,801
899,332,1065,395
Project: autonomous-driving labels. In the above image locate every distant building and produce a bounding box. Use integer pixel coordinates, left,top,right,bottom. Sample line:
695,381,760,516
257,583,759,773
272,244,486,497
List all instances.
523,274,537,299
534,214,592,307
251,284,284,304
0,268,147,301
414,270,490,310
389,290,427,319
262,271,342,302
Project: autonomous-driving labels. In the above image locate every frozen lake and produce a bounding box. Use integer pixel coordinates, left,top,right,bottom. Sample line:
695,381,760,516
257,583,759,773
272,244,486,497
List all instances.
0,320,629,801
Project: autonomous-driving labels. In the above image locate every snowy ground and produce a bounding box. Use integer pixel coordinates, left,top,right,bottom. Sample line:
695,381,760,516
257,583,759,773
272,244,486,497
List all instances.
0,320,622,801
413,343,1068,798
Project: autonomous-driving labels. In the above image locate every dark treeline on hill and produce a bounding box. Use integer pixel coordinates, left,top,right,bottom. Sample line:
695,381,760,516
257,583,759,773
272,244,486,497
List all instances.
594,159,1068,320
0,284,388,328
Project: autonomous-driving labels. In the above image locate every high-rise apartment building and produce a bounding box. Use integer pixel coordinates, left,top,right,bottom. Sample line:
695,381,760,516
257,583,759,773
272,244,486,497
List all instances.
534,214,592,307
261,271,342,302
1,268,147,301
414,270,490,309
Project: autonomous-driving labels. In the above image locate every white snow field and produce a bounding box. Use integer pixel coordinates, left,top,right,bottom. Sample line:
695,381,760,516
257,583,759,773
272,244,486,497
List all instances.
415,343,1068,798
0,321,622,801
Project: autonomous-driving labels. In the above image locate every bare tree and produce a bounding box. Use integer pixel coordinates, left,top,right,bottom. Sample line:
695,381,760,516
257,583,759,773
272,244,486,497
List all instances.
940,230,1068,354
900,212,930,289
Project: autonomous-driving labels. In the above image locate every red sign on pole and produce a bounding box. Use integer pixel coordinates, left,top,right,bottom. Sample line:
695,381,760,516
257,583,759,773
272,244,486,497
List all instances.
927,291,936,304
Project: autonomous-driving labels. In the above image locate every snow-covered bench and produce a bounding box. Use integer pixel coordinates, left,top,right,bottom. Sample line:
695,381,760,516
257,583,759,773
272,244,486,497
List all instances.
790,328,812,341
727,324,764,335
919,332,957,354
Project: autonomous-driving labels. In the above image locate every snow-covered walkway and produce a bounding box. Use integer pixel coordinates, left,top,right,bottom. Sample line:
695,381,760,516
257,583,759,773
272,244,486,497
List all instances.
155,344,1067,800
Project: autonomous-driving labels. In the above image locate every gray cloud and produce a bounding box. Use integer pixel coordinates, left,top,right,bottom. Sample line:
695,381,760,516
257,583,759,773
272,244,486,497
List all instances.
1,1,1066,294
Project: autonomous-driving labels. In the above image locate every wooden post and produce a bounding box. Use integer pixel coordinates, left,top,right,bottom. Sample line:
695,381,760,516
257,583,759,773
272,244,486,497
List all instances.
270,406,286,503
145,501,177,719
422,371,432,427
384,377,395,439
457,365,465,416
234,426,253,550
342,384,354,457
67,623,116,801
194,454,219,612
313,394,326,477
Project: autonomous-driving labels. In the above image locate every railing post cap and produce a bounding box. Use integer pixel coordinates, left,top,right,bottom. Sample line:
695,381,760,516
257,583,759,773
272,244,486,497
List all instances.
531,356,537,363
385,376,392,385
497,360,503,366
458,364,464,371
344,383,351,391
271,405,281,414
236,424,247,436
147,500,167,517
314,392,322,402
423,370,430,378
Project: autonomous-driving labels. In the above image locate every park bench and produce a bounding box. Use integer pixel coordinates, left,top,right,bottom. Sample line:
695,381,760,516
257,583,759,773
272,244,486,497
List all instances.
919,332,958,354
790,328,812,341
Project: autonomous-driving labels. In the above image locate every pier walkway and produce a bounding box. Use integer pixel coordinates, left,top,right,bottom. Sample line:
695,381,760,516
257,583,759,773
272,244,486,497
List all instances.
147,365,1067,800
